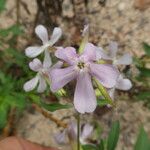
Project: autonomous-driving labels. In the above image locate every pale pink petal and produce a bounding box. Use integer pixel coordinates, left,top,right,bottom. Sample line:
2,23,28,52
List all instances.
108,41,118,58
29,58,42,72
43,49,52,68
82,43,96,61
50,66,77,92
115,53,132,65
116,75,132,90
96,47,111,60
23,76,39,92
51,61,63,69
48,27,62,46
68,122,77,140
37,76,47,93
90,63,119,88
74,72,97,114
25,46,45,58
81,124,93,140
55,47,78,65
35,25,48,44
54,130,68,144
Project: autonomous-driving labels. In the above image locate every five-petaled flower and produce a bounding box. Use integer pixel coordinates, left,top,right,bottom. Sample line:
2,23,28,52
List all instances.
50,43,119,113
25,25,62,68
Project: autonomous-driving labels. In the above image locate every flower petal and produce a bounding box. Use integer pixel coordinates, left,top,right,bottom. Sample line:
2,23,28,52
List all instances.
68,122,77,140
108,41,118,58
116,75,132,90
54,130,68,144
48,27,62,46
37,76,47,93
81,124,93,140
96,47,111,60
55,47,77,65
25,46,45,58
23,76,39,92
43,49,52,68
29,58,42,72
74,72,97,114
115,53,132,65
50,66,77,92
90,63,119,88
35,25,48,44
82,43,96,61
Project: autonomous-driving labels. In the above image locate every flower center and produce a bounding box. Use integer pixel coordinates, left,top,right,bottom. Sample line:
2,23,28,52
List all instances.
77,61,85,69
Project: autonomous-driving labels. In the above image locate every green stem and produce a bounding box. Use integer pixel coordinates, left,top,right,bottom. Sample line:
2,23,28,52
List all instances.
77,113,80,150
93,77,115,107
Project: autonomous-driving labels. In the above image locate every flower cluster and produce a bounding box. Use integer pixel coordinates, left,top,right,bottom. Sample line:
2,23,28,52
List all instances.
24,25,132,114
55,122,93,145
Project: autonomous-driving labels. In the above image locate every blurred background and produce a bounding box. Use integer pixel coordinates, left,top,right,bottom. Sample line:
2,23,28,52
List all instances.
0,0,150,150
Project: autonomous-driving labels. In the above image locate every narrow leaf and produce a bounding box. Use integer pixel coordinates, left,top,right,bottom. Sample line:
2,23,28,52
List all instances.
107,121,120,150
134,127,150,150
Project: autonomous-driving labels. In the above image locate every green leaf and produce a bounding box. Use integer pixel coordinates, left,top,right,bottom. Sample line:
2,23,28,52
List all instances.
0,102,9,129
137,67,150,77
136,92,150,101
107,121,120,150
97,99,110,107
143,42,150,56
0,25,23,37
82,144,99,150
0,0,6,12
41,102,72,112
99,139,105,150
134,127,150,150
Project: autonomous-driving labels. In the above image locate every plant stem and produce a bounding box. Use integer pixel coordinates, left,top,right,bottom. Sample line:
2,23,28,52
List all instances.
77,113,80,150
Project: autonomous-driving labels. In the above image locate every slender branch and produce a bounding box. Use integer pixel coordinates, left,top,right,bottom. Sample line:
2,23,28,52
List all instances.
33,104,68,128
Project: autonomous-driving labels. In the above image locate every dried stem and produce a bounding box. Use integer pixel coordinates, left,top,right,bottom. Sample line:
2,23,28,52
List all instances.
33,104,68,128
2,108,16,137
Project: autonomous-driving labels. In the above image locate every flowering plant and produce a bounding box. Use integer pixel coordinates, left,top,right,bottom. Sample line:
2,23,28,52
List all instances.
24,25,133,150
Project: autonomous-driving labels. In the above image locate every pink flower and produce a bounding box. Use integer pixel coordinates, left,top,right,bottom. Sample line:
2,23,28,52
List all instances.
96,41,132,65
50,43,119,113
54,122,93,145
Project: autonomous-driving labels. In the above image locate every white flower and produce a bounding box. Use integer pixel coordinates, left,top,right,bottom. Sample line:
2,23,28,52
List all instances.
54,122,93,145
23,58,49,93
25,25,62,68
24,58,63,93
96,41,132,66
108,74,132,99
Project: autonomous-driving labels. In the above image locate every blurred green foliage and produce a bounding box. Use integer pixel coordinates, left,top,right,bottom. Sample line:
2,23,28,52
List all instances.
134,42,150,106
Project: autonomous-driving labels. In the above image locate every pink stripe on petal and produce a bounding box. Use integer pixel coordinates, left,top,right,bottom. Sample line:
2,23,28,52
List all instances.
74,72,97,114
90,63,119,88
55,47,78,65
50,66,77,92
